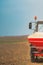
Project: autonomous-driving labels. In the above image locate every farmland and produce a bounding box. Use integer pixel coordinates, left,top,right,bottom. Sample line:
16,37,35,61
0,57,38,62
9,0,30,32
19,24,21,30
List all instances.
0,36,43,65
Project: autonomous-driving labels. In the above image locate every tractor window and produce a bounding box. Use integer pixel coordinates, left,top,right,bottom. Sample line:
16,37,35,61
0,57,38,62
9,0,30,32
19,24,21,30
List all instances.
38,24,43,32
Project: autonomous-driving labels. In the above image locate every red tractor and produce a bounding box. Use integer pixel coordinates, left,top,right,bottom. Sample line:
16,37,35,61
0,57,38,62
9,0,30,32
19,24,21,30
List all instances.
28,20,43,62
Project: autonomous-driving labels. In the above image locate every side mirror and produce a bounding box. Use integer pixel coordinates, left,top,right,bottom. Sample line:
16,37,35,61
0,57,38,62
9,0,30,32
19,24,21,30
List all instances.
29,22,32,29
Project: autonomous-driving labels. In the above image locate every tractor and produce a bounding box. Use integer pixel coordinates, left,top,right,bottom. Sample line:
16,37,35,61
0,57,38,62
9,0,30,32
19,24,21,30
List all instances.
28,16,43,62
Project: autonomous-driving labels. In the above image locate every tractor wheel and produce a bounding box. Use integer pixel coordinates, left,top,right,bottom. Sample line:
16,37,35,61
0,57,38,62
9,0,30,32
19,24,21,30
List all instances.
31,53,35,62
30,48,35,62
31,48,39,62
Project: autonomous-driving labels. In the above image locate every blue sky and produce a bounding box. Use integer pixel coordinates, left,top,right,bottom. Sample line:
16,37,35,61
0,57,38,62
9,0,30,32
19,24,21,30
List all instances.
0,0,43,36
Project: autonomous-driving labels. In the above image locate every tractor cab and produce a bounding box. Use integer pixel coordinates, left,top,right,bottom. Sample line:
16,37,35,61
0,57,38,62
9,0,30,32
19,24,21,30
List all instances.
29,21,43,32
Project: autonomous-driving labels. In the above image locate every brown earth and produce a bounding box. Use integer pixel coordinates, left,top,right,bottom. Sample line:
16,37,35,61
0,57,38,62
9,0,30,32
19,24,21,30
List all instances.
0,36,43,65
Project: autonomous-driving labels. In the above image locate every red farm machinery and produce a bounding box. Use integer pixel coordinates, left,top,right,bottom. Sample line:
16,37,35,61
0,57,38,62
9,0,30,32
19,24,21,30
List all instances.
28,16,43,62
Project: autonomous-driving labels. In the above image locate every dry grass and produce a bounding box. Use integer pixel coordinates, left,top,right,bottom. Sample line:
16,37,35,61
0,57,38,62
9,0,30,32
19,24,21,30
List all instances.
0,36,43,65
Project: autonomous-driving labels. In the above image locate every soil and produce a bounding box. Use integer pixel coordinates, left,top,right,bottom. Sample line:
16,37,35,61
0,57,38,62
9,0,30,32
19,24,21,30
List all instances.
0,36,43,65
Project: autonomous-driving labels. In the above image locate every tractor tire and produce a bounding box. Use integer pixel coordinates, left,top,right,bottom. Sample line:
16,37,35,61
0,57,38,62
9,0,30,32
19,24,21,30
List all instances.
31,53,35,62
30,48,35,62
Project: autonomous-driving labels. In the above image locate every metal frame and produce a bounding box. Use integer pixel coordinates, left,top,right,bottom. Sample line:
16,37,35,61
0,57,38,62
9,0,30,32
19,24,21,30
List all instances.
35,21,43,32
